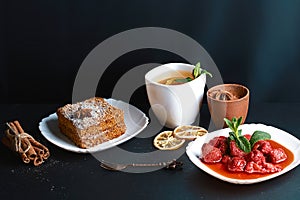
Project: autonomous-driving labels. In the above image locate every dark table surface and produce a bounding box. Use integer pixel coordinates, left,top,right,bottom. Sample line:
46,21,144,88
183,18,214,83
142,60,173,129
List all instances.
1,102,300,200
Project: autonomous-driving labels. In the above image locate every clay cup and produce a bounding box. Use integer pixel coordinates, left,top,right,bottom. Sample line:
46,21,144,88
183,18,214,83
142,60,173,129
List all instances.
207,84,249,128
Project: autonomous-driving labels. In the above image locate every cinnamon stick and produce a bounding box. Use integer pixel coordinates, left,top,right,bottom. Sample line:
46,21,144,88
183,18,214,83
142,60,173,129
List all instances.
9,122,37,160
14,121,50,160
2,120,50,166
30,139,50,159
20,153,31,164
33,155,44,166
13,120,24,133
2,131,31,164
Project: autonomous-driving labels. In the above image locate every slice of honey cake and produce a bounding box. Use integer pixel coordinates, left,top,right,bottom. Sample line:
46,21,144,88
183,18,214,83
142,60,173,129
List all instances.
56,97,126,148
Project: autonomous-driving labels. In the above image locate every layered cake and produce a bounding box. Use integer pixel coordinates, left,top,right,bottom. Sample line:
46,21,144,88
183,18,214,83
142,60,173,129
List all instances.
56,97,126,148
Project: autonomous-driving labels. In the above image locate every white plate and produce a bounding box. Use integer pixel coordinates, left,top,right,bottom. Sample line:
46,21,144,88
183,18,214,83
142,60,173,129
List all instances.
186,123,300,184
39,98,149,153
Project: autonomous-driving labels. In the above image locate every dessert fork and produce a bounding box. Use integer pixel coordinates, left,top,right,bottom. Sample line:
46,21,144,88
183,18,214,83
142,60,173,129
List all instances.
100,159,182,171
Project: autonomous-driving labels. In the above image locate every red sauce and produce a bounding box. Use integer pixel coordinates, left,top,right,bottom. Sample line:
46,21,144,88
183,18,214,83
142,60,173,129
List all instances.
204,140,294,179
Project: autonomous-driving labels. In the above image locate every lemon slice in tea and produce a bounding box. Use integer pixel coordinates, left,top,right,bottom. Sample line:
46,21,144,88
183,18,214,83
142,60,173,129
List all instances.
153,131,185,150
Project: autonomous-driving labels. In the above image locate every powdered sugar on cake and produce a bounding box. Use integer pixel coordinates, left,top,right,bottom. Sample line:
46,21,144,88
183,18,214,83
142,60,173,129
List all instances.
62,99,110,130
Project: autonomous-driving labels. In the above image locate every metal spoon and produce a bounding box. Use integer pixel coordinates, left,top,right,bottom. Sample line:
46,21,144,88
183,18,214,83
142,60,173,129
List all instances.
100,159,181,171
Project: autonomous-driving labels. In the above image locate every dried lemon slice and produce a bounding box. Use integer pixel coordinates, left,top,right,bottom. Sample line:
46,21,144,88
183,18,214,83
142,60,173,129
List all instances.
153,131,185,150
173,125,207,140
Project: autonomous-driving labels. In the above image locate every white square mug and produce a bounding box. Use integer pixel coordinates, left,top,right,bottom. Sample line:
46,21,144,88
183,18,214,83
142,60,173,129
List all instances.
145,63,206,128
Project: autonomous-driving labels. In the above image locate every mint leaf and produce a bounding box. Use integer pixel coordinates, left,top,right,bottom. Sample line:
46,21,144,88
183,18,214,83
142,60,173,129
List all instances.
185,77,193,82
224,117,251,153
225,117,242,133
174,78,188,83
193,62,201,78
249,131,271,147
228,132,235,141
237,136,251,153
174,77,193,83
237,129,242,137
236,117,242,128
193,62,212,78
200,69,213,78
224,118,234,130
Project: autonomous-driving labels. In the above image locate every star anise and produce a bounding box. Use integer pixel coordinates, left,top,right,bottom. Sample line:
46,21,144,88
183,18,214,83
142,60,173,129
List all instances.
73,108,92,119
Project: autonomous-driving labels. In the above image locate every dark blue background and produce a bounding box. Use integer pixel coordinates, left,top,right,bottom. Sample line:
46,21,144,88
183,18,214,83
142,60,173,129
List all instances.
1,0,300,103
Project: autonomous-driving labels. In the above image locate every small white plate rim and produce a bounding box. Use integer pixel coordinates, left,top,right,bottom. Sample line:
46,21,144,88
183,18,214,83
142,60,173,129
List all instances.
186,123,300,184
39,98,149,153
